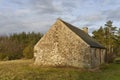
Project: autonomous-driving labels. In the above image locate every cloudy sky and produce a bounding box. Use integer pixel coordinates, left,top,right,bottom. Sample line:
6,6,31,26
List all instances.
0,0,120,35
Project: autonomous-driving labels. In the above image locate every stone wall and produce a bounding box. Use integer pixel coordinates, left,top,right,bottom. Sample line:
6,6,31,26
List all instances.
90,48,106,68
101,49,106,64
34,20,91,68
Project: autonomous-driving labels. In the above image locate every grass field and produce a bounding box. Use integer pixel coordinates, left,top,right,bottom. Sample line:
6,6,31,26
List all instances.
0,59,120,80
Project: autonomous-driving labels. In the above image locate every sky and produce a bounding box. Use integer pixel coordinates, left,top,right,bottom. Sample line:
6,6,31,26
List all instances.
0,0,120,35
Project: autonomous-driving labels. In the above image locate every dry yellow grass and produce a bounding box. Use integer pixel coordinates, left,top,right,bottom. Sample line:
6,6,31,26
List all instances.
0,59,120,80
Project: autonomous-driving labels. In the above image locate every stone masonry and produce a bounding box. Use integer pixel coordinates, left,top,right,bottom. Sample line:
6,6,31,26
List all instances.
34,19,106,68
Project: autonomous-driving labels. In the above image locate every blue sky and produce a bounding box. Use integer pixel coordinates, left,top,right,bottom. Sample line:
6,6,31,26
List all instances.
0,0,120,35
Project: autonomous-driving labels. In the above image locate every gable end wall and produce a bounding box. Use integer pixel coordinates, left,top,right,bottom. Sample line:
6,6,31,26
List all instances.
34,20,92,68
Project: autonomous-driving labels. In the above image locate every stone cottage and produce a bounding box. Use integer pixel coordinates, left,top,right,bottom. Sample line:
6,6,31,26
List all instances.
34,18,106,68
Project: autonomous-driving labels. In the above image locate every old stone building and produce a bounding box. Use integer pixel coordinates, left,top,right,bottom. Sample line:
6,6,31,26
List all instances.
34,18,106,68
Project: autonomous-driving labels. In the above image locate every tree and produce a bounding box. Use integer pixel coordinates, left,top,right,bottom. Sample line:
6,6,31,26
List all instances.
92,20,117,62
104,21,116,56
114,28,120,56
0,38,23,60
92,26,105,45
0,32,43,60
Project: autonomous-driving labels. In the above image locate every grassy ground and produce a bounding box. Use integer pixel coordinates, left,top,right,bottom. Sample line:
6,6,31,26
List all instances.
0,60,120,80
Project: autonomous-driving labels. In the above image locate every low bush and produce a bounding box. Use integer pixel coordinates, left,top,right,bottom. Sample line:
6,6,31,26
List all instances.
0,53,6,60
23,45,33,59
114,57,120,64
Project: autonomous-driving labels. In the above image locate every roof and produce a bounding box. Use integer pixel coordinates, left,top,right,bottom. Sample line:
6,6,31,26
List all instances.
59,19,105,49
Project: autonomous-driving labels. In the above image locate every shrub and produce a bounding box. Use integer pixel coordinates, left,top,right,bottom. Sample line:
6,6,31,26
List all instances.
114,57,120,64
0,53,6,60
106,53,115,63
23,45,33,59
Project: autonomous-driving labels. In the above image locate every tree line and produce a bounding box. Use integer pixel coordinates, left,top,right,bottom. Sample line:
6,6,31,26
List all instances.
92,20,120,62
0,32,43,60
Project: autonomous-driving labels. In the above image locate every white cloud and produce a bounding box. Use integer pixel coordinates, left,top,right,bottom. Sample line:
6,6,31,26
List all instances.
0,0,120,35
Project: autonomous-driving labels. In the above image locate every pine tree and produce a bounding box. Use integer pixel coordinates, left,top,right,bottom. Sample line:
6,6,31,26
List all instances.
92,20,117,62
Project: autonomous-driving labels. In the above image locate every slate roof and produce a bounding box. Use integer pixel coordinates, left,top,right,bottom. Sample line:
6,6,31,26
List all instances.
59,19,105,49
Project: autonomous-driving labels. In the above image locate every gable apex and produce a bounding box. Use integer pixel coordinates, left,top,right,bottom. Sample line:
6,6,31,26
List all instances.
57,19,105,49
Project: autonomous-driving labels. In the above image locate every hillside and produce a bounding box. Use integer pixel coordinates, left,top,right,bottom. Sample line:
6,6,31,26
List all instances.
0,59,120,80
